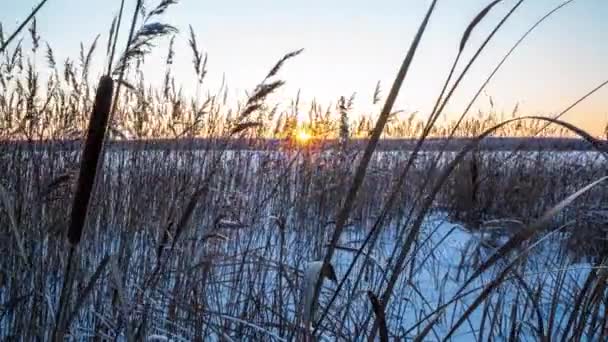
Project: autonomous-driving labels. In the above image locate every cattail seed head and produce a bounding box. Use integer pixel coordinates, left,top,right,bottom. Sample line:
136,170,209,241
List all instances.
67,75,114,246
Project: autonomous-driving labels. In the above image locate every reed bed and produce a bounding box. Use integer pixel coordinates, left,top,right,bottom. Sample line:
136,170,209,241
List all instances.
0,0,607,340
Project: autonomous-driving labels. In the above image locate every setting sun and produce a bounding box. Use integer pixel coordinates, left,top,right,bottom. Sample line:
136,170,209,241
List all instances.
295,129,312,145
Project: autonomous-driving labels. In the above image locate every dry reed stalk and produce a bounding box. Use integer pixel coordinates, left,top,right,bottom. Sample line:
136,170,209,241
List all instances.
0,183,28,265
0,0,49,54
444,0,577,145
382,117,606,311
430,176,608,340
311,1,438,335
65,255,111,327
427,0,506,129
317,0,520,333
107,0,126,73
367,291,389,342
1,1,607,340
369,53,608,335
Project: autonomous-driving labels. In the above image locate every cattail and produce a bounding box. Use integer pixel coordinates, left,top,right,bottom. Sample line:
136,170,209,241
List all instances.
67,75,114,245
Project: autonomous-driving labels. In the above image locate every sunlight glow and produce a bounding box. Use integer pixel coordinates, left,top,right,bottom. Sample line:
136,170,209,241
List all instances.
295,129,312,145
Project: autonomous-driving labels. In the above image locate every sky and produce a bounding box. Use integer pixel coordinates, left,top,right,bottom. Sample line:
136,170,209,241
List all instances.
2,0,607,135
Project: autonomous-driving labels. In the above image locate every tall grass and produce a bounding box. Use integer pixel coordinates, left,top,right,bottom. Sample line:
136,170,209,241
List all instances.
0,0,607,340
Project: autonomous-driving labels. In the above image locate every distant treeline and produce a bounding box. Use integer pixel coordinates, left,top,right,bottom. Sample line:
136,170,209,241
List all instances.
0,137,605,152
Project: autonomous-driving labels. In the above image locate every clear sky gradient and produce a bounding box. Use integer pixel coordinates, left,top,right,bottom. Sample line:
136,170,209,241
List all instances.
2,0,607,135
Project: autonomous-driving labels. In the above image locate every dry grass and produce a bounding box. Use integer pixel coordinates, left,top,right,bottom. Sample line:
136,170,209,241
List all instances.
0,0,607,340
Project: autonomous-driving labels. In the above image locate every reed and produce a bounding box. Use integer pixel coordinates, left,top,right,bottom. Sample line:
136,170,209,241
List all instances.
0,0,607,340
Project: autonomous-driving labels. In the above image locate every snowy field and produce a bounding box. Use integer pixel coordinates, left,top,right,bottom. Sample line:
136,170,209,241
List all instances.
0,147,606,340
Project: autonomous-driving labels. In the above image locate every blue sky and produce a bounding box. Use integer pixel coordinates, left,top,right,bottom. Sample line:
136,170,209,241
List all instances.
2,0,607,134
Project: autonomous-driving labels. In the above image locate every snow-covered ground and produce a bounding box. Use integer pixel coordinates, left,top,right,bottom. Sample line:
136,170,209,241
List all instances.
66,212,592,341
0,149,604,340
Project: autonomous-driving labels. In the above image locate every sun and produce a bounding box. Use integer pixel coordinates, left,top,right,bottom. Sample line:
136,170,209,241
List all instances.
294,129,312,145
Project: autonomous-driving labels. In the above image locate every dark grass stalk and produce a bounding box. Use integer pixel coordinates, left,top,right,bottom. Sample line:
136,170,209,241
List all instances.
547,265,568,338
404,284,500,338
374,116,608,339
102,1,143,324
367,291,389,342
64,255,111,331
598,286,608,341
424,0,525,141
320,0,507,326
0,0,49,54
387,75,608,305
412,1,579,237
448,76,608,194
514,275,546,340
439,264,527,340
0,183,28,266
508,292,520,341
441,0,576,148
560,269,597,341
52,247,76,340
425,0,503,132
109,0,144,123
477,300,490,341
311,1,438,334
107,0,127,74
487,296,503,340
320,1,524,335
410,2,579,223
440,175,608,340
586,273,608,340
